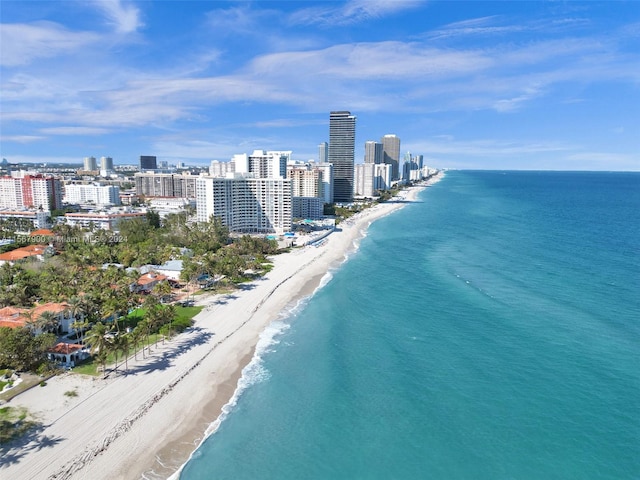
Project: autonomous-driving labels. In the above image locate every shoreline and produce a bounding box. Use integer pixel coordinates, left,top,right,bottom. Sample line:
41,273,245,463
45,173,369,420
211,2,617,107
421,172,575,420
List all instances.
0,173,443,480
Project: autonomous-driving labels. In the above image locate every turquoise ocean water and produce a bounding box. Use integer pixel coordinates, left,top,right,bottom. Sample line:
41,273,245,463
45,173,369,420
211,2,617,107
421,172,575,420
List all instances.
180,171,640,480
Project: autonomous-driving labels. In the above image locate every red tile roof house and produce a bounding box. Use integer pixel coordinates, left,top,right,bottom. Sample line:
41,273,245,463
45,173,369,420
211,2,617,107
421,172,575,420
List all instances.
0,244,50,266
47,342,89,368
0,306,29,329
32,302,77,335
0,303,80,336
135,271,169,293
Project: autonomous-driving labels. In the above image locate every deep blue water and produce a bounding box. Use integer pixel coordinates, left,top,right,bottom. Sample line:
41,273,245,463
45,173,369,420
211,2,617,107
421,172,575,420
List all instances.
180,171,640,480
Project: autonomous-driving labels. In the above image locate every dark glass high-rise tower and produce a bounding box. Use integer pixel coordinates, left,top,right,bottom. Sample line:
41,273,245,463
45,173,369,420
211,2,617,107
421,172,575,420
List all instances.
328,111,356,203
139,155,157,171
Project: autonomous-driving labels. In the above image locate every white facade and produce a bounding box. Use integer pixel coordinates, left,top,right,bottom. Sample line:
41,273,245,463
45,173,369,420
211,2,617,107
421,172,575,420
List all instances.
374,163,393,192
63,211,146,231
146,197,195,217
315,163,333,205
209,160,235,177
0,210,50,229
0,178,22,209
64,184,120,206
0,175,62,212
354,163,376,198
196,175,292,234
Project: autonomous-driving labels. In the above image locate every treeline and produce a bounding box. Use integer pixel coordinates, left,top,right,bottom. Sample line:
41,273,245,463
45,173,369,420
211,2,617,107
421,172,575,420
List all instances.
0,213,279,309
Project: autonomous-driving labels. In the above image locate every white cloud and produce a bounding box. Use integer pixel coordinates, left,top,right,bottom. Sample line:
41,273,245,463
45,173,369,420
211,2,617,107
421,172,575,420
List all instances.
0,21,99,67
289,0,424,26
39,127,111,135
92,0,143,34
0,135,46,143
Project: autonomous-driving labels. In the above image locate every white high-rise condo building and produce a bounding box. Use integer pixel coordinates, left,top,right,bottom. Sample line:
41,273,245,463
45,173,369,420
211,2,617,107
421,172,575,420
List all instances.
315,163,333,205
64,184,120,206
233,150,289,179
374,163,392,192
196,175,292,234
381,134,401,181
329,111,356,203
209,160,235,177
354,163,376,198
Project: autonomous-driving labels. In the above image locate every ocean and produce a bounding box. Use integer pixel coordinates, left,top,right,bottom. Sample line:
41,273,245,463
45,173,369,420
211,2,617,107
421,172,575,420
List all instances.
179,171,640,480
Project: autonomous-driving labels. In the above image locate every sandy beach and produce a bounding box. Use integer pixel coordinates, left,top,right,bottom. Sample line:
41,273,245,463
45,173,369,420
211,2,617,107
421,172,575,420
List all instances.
0,174,442,480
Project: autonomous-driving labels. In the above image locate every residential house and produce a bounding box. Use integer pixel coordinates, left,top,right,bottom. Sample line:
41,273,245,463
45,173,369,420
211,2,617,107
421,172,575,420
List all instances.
135,272,169,293
0,244,51,266
47,342,89,368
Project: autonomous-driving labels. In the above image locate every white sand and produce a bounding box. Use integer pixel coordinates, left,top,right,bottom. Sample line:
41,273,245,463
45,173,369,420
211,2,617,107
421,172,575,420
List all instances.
0,175,442,480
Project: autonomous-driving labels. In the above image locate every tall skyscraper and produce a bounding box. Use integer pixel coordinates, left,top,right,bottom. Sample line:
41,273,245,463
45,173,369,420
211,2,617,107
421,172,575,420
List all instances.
318,142,328,163
100,156,114,171
381,134,401,181
364,141,383,164
83,156,97,171
140,155,157,171
328,111,356,203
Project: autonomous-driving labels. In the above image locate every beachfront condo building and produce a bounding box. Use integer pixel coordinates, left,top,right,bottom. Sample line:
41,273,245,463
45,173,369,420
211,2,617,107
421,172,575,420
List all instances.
196,174,292,234
374,163,393,192
354,163,376,198
314,163,333,205
381,134,401,181
329,111,356,203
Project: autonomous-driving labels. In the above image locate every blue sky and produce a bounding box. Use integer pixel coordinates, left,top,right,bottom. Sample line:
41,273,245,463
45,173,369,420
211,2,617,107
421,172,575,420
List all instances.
1,1,639,170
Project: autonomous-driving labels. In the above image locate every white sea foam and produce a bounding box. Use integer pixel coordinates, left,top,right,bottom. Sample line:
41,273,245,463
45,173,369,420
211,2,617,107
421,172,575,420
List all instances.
168,319,292,480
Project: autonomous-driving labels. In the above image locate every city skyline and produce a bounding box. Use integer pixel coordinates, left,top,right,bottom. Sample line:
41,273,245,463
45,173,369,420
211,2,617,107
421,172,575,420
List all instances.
1,1,639,171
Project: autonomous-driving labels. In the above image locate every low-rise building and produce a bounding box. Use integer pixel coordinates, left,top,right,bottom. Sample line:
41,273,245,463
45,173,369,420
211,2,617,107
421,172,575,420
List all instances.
63,211,146,231
0,244,50,266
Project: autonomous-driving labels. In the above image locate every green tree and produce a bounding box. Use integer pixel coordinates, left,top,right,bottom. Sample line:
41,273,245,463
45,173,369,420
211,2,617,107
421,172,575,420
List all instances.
85,322,112,378
0,327,55,371
36,311,59,335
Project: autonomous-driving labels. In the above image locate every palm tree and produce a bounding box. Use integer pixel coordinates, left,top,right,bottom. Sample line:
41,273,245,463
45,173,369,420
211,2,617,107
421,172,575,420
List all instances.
66,296,87,343
85,322,112,378
131,324,145,360
21,310,37,333
36,310,59,335
160,304,177,341
117,334,131,373
152,280,172,303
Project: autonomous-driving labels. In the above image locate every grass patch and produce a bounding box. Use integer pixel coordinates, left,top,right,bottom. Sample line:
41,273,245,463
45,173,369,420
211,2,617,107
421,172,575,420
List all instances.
71,305,203,377
0,406,39,444
64,390,78,397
